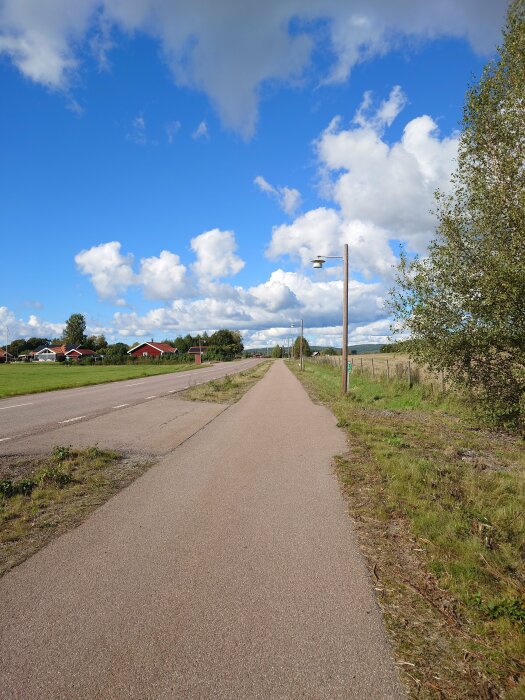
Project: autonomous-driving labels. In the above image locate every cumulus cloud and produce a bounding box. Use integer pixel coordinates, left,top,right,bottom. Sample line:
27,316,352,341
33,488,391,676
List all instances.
0,306,64,340
318,93,459,252
75,241,135,300
108,266,387,347
190,229,245,280
268,86,459,289
254,176,301,216
0,0,506,137
139,250,188,300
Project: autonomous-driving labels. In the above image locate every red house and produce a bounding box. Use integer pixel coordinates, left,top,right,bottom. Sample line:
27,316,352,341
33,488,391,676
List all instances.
65,347,97,361
127,342,178,358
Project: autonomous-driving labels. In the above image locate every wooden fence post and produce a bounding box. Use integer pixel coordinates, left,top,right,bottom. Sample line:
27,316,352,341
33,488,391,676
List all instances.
386,359,390,380
408,360,412,387
371,358,375,378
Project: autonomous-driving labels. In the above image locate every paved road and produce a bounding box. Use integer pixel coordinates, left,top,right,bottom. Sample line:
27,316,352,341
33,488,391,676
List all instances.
0,358,262,448
0,360,404,699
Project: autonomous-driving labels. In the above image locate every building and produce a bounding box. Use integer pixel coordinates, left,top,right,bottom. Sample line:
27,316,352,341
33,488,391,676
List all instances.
127,341,178,358
33,344,98,362
0,349,13,363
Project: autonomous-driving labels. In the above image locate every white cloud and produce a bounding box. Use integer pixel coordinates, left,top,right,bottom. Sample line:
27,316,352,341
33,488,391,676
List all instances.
127,114,148,145
0,306,64,340
267,207,341,265
254,176,301,216
165,120,181,144
139,250,188,300
75,241,135,300
318,99,459,252
190,229,245,280
268,87,458,290
0,0,506,137
192,120,209,140
108,266,387,347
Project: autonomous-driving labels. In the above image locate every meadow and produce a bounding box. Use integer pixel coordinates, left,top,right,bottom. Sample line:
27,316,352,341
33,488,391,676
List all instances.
0,362,199,398
291,359,525,699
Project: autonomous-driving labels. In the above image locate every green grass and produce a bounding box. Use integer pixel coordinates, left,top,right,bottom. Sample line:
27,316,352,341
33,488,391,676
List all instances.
0,446,152,577
0,362,200,398
290,360,525,699
182,361,271,403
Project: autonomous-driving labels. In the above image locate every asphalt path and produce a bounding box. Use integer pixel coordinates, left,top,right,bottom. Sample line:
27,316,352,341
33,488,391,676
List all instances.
0,360,404,698
0,358,262,448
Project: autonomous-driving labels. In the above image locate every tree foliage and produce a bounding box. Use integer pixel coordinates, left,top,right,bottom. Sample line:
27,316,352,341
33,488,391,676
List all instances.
271,344,283,358
206,329,244,360
390,1,525,428
292,336,312,359
63,313,87,346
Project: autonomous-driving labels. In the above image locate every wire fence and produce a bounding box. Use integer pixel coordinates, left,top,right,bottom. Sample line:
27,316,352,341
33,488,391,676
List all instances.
310,353,448,392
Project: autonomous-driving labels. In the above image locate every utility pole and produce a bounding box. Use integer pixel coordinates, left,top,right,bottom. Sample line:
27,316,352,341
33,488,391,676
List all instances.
300,319,304,370
342,243,349,393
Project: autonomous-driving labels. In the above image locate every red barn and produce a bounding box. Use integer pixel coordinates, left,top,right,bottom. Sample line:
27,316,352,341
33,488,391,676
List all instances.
127,342,178,358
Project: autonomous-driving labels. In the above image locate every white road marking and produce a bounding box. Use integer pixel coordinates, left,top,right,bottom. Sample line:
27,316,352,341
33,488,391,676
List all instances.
58,416,86,424
0,437,13,442
0,402,33,411
145,395,157,399
128,382,146,386
113,404,129,409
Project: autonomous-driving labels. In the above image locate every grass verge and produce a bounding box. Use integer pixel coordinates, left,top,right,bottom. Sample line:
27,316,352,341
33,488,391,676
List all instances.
289,360,525,699
0,362,200,399
0,446,151,577
181,361,272,403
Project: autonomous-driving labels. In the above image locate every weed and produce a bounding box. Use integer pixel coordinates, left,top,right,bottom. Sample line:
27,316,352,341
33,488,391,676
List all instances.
0,447,146,577
182,361,271,404
52,445,72,461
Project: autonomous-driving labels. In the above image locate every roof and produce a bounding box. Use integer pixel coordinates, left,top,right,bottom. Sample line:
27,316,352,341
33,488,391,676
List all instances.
188,346,208,354
65,347,96,357
127,342,178,354
0,349,12,358
35,345,66,355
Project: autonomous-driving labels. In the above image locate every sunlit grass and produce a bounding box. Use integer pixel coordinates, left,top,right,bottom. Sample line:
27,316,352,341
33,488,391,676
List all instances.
290,359,525,699
0,362,200,398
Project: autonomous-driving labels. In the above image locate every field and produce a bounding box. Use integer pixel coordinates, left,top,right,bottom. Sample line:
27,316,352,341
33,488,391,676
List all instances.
290,360,525,699
0,362,200,399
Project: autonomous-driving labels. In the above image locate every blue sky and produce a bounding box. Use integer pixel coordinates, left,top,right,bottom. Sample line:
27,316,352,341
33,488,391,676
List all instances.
0,0,508,348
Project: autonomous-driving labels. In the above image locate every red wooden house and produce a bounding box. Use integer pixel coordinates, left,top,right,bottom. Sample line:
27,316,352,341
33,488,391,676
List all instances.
127,342,178,358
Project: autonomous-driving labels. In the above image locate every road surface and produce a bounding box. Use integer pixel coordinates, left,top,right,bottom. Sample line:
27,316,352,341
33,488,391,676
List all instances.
0,358,262,450
0,360,404,699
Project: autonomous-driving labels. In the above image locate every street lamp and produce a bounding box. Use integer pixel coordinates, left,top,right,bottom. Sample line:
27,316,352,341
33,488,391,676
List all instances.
311,243,349,393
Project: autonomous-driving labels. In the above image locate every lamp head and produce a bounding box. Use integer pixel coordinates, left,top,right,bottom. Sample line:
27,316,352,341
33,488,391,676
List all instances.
311,256,325,269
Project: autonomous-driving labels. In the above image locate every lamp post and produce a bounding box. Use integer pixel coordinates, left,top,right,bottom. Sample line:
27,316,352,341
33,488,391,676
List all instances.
312,243,349,394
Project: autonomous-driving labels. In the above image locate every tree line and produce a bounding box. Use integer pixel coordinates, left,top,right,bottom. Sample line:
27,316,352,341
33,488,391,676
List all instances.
3,313,244,364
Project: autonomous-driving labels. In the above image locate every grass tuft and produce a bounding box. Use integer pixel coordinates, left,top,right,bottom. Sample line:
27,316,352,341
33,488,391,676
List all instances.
181,361,271,404
0,447,151,577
